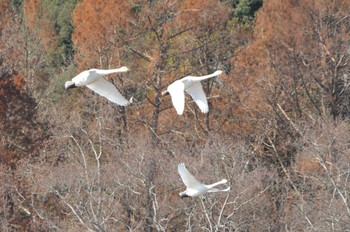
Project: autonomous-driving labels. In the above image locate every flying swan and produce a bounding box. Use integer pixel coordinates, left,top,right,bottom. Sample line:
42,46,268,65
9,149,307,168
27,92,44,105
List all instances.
162,70,223,115
178,163,230,197
65,67,131,106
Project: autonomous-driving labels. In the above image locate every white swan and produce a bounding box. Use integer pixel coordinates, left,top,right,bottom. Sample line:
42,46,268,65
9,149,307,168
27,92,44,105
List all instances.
178,163,230,197
162,70,223,115
65,67,131,106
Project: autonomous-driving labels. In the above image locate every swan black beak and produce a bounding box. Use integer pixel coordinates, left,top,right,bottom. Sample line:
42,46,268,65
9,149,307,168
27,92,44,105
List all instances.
66,83,76,90
161,90,169,96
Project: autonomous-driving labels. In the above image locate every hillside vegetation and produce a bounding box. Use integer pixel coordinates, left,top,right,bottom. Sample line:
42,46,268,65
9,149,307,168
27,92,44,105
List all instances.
1,0,350,231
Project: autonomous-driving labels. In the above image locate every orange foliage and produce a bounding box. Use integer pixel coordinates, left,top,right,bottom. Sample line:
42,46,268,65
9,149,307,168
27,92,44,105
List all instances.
178,0,230,30
24,0,57,49
0,0,11,29
0,0,9,10
23,0,39,27
13,75,25,90
0,151,18,168
230,0,350,134
294,156,321,174
251,0,350,85
72,0,131,68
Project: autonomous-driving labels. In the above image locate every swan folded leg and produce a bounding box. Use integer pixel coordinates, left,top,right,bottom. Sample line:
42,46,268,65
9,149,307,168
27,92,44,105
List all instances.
207,187,230,193
205,179,228,189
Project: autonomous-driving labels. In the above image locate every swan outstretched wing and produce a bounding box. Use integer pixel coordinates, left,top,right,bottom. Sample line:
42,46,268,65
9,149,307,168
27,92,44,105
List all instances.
178,163,202,188
168,82,185,115
86,78,130,106
185,82,209,113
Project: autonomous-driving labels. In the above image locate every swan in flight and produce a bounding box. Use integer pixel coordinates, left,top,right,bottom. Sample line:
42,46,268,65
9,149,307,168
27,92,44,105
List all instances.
65,67,131,106
178,163,230,197
162,70,223,115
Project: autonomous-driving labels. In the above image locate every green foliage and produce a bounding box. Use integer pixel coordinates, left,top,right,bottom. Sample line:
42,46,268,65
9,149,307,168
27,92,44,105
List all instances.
50,63,77,104
11,0,23,13
39,0,81,66
131,3,142,14
232,0,263,22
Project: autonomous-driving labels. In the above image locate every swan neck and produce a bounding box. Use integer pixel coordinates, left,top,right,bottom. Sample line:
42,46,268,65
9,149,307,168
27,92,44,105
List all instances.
189,70,222,81
201,71,221,79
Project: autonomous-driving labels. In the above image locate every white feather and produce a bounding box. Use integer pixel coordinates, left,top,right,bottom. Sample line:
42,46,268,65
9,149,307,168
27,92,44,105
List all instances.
86,78,129,106
164,70,223,115
178,163,230,197
65,67,130,106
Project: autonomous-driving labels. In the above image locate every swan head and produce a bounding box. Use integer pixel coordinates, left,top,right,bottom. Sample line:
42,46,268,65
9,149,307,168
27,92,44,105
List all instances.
65,81,76,89
118,66,129,72
179,191,189,198
161,89,169,96
220,179,228,184
214,70,223,76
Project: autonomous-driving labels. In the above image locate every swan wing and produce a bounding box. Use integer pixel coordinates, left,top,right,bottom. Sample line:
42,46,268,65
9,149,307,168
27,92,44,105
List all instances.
185,82,209,113
167,81,185,115
71,70,93,86
178,163,202,188
86,78,129,106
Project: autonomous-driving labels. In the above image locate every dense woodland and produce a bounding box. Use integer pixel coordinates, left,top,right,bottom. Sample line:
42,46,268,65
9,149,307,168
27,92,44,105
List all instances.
1,0,350,231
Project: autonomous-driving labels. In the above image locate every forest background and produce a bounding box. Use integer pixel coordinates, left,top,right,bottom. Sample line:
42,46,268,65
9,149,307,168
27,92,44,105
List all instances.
1,0,350,231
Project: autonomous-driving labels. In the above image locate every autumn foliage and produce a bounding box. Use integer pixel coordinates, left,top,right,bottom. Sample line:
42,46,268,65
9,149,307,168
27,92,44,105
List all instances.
1,0,350,231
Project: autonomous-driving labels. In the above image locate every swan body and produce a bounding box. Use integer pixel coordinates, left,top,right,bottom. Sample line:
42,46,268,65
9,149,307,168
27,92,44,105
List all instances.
162,70,223,115
65,67,130,106
178,163,230,197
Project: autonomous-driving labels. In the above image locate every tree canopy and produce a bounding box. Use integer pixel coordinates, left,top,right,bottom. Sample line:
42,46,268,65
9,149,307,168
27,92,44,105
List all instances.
2,0,350,231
